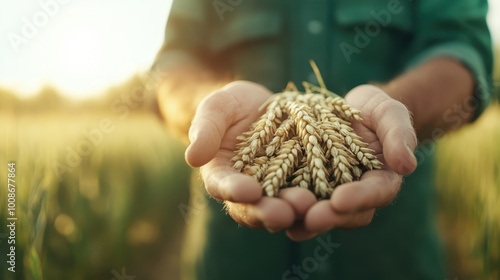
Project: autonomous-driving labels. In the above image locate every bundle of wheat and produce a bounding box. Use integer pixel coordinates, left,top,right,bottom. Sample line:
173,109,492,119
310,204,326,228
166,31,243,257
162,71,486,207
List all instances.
232,77,382,199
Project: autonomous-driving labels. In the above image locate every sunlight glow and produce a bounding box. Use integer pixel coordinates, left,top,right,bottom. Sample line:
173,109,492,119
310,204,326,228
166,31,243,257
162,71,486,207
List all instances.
55,27,106,92
59,28,103,75
0,0,498,100
488,0,500,43
0,0,172,99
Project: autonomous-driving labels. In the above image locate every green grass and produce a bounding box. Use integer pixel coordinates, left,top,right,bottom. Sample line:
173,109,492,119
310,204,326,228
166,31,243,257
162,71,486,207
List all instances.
435,102,500,279
0,92,498,279
0,112,191,280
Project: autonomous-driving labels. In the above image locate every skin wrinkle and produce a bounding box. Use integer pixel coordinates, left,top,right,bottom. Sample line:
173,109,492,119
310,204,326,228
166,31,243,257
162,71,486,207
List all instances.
220,84,272,150
305,201,377,231
179,57,474,236
206,92,234,141
331,168,402,213
383,58,475,138
349,88,416,156
227,202,257,228
367,171,402,208
370,99,417,174
347,87,416,175
384,125,410,169
202,156,241,200
278,188,316,219
373,99,408,139
156,1,489,247
235,198,294,230
350,121,382,155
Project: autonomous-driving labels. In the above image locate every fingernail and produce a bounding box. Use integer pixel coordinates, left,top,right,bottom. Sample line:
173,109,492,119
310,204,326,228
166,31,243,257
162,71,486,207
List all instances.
267,228,279,234
264,221,281,233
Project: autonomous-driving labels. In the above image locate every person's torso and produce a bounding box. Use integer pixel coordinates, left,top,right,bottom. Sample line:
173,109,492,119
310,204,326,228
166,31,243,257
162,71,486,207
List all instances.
205,0,415,94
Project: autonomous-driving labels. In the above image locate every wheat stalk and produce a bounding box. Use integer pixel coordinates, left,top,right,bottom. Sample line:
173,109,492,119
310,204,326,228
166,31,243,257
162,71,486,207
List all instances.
232,78,382,199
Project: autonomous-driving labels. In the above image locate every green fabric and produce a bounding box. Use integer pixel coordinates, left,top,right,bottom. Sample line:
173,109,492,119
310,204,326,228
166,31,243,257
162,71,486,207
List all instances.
154,0,493,279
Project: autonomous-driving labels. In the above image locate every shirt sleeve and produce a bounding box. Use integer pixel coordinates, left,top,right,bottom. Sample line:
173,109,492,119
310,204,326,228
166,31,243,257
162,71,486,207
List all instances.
405,0,493,120
151,0,210,73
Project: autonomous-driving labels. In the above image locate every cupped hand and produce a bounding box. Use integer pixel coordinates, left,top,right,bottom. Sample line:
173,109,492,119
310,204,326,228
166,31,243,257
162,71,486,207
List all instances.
185,81,318,234
300,84,418,236
186,82,417,240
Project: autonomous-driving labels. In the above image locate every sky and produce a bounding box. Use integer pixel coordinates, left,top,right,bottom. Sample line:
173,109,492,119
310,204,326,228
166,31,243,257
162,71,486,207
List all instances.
0,0,499,100
0,0,173,99
489,0,500,43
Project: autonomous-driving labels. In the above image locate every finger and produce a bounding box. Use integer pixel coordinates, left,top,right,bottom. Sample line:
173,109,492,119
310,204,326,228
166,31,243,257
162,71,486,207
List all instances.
329,169,402,213
186,81,273,167
185,90,238,167
278,187,317,219
286,223,318,241
225,197,295,231
201,150,262,203
345,85,418,175
305,200,376,232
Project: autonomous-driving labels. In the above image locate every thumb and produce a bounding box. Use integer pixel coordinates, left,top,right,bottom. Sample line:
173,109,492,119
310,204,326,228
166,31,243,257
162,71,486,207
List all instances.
370,94,418,175
347,85,418,175
185,90,236,167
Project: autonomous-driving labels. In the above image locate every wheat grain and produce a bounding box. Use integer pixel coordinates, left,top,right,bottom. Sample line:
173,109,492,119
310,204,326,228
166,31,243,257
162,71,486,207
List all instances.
232,99,282,165
262,139,302,196
266,118,295,156
286,102,331,198
242,156,269,181
232,81,382,199
291,158,311,190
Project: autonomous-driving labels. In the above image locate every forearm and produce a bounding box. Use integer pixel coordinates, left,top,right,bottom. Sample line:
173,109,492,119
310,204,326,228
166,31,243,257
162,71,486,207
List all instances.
381,57,475,140
157,66,229,140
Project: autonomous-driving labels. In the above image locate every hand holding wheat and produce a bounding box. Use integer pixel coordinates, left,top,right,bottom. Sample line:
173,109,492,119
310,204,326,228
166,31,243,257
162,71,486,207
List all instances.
185,81,417,240
231,81,384,199
304,84,418,233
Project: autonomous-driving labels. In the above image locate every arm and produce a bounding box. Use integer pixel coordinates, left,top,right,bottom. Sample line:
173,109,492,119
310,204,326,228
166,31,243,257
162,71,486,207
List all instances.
384,0,493,139
156,0,492,239
154,0,226,139
382,58,475,139
155,1,316,233
304,0,493,234
157,67,227,140
303,59,478,232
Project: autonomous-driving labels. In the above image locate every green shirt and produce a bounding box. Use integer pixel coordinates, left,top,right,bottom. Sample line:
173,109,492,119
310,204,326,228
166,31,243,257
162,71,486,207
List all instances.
154,1,493,279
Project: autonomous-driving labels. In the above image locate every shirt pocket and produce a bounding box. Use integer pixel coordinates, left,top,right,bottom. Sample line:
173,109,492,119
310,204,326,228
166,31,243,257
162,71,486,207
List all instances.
207,10,284,53
205,9,287,91
332,0,415,81
334,0,413,33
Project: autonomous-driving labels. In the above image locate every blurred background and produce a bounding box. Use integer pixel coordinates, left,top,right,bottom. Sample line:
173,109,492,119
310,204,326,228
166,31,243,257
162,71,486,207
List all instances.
0,0,499,279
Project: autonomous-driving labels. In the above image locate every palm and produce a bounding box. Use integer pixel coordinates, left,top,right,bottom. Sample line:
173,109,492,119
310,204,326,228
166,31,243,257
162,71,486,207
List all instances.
186,81,317,234
186,82,417,240
302,85,417,232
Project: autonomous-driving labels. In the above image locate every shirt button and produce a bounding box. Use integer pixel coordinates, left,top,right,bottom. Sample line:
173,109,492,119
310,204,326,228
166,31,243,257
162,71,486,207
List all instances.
307,20,323,35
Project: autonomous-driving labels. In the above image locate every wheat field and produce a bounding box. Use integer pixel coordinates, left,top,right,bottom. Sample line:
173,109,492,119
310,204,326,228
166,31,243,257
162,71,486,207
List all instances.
0,90,498,279
435,101,500,279
0,112,191,279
